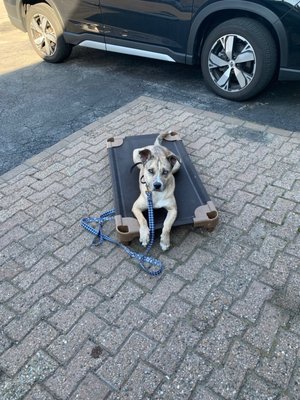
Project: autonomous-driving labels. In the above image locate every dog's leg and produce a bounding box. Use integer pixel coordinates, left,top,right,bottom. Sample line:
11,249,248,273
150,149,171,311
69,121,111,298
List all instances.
160,207,177,251
132,197,150,247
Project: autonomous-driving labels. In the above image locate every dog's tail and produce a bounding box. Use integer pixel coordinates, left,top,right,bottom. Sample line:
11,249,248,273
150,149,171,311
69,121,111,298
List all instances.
154,131,176,146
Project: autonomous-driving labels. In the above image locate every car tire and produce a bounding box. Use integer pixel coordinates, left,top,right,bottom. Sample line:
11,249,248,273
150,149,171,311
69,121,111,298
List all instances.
200,18,277,101
26,3,72,63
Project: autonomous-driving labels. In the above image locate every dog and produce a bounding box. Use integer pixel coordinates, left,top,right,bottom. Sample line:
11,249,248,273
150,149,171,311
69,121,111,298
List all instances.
131,132,181,251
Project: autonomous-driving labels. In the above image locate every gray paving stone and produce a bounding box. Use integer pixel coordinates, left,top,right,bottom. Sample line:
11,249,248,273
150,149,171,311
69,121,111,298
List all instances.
192,288,233,330
208,341,259,399
238,374,279,400
285,234,300,258
274,170,300,190
203,224,243,256
72,373,111,400
230,203,264,231
256,331,300,388
272,271,300,312
213,243,251,274
244,303,288,352
179,267,222,306
0,282,19,302
217,179,248,202
148,321,200,375
167,231,204,261
95,281,144,323
45,341,106,399
0,332,12,355
23,385,55,400
140,273,185,313
174,248,215,281
249,235,287,268
260,253,299,289
13,255,61,290
0,198,33,223
4,297,59,342
47,312,106,363
288,363,300,400
0,304,15,327
0,225,28,251
221,260,262,297
48,289,101,332
198,311,246,363
12,237,62,270
230,280,274,323
191,386,221,400
289,314,300,337
262,197,296,225
284,180,300,203
0,322,57,376
271,211,300,241
97,332,156,389
95,305,149,354
253,185,284,209
0,351,58,400
8,274,60,314
142,295,192,342
94,260,137,297
153,353,212,400
237,219,272,250
53,233,89,263
0,210,31,238
108,362,162,400
52,248,99,282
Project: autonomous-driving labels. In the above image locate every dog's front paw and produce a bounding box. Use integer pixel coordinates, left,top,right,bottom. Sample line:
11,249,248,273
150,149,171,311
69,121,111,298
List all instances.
139,226,150,247
160,233,170,251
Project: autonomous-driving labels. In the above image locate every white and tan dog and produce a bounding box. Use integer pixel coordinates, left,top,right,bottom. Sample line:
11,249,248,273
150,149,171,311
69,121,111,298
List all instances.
132,132,180,251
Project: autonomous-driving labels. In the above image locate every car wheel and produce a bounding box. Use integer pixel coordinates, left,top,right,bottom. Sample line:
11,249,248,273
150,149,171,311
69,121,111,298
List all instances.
201,18,277,101
26,3,72,63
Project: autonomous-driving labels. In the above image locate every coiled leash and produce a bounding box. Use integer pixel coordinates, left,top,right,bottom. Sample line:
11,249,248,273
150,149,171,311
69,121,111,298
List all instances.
80,191,164,276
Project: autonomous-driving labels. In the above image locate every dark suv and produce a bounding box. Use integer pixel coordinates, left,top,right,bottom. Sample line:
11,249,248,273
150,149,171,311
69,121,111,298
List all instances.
4,0,300,101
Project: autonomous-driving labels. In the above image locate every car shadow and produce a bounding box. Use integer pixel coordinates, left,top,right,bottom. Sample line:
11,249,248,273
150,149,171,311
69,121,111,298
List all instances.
1,43,300,175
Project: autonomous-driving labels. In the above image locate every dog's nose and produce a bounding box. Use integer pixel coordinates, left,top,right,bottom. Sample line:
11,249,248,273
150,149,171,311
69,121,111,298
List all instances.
153,182,162,190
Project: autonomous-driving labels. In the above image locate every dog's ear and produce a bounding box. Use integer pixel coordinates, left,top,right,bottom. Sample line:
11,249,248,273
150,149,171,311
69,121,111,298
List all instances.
167,155,177,168
139,149,152,163
167,154,181,173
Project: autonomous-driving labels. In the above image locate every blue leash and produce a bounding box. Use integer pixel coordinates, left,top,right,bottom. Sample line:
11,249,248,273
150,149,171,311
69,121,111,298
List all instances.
80,191,164,276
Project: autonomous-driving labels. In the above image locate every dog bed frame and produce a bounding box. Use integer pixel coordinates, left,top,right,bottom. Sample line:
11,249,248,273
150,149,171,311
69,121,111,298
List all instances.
106,132,218,243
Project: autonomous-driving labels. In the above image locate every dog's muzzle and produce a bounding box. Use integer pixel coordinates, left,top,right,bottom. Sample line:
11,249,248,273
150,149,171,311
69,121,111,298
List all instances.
153,181,163,191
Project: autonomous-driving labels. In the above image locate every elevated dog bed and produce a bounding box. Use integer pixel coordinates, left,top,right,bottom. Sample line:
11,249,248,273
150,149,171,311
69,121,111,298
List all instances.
106,132,218,243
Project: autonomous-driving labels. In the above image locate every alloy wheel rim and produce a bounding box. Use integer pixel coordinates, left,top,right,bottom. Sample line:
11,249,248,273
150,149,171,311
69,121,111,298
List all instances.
30,13,57,56
208,34,256,93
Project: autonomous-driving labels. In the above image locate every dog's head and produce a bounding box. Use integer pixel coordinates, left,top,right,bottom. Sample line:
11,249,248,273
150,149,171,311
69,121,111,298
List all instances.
138,147,180,192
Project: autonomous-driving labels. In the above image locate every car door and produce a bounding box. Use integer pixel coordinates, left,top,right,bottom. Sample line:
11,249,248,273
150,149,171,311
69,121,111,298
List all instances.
100,0,194,62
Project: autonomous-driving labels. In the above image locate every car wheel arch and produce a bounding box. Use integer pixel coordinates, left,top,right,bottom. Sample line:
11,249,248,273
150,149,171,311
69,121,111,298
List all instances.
187,0,288,68
18,0,64,31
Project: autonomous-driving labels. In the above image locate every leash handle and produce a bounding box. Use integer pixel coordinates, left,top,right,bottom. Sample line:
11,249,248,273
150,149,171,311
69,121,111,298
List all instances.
80,193,163,276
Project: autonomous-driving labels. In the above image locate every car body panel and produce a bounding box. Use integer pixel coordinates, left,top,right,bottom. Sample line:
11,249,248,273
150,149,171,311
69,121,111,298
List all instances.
48,0,102,33
100,0,194,55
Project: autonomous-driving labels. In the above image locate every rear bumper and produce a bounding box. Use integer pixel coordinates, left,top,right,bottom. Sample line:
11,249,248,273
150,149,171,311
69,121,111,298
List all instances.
279,68,300,81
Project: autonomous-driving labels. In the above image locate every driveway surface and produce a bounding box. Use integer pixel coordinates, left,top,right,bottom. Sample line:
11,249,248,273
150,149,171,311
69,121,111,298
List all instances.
0,96,299,400
1,2,300,175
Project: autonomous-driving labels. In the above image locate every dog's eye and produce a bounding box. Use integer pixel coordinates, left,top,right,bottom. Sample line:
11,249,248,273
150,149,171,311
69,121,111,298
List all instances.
148,169,154,174
162,169,169,176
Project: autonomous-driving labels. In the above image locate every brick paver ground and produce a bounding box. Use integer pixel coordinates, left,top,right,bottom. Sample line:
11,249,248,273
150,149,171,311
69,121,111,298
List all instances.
0,96,299,400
